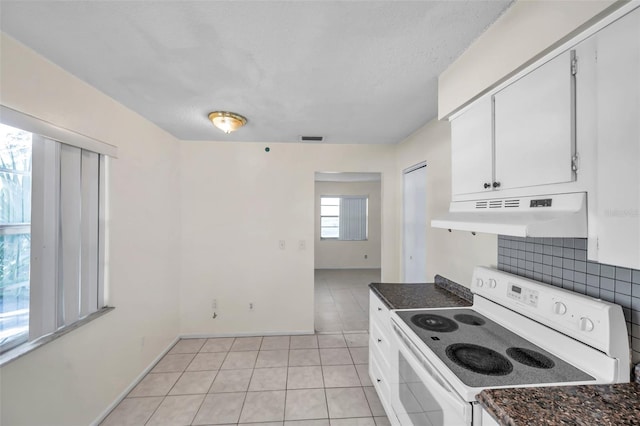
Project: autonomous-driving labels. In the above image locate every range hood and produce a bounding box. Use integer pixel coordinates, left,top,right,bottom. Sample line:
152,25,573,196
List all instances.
431,192,587,237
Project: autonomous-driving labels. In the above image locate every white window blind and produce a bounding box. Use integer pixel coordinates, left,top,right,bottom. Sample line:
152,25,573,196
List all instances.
1,109,112,361
339,196,368,241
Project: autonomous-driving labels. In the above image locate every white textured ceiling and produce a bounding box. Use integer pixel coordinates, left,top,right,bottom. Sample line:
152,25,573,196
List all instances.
0,1,512,144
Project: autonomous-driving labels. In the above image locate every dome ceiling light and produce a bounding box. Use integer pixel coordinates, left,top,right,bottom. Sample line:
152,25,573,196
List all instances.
208,111,247,134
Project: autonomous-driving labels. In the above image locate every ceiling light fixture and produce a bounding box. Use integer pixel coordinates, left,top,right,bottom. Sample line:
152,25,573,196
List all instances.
208,111,247,134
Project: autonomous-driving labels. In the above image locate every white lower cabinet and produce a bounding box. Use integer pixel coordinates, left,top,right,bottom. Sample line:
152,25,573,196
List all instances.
481,408,500,426
369,290,399,425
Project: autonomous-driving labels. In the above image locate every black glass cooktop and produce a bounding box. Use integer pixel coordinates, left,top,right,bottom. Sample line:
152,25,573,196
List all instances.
395,308,595,388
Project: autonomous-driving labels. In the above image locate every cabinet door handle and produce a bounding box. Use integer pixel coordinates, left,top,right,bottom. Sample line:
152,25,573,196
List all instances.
493,181,501,188
376,378,382,383
377,307,382,311
483,182,491,189
377,338,382,343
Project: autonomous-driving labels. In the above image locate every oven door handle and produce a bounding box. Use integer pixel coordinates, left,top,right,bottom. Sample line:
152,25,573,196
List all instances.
393,322,473,423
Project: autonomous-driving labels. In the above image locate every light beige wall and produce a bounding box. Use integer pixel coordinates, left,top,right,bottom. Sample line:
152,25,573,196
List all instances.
439,0,621,118
396,119,497,287
178,142,398,336
314,180,382,269
0,34,181,426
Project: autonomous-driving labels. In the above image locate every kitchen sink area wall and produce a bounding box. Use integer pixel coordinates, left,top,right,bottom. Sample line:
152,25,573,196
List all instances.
314,180,382,270
498,236,640,364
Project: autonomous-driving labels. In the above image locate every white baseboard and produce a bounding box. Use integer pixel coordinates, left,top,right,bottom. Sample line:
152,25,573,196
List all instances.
180,330,315,339
90,335,180,426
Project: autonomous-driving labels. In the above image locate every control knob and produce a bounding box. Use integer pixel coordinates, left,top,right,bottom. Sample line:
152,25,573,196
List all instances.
579,317,595,332
553,302,567,315
476,278,484,288
488,279,497,289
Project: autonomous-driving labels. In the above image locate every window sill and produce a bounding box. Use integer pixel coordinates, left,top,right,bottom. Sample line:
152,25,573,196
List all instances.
0,306,115,367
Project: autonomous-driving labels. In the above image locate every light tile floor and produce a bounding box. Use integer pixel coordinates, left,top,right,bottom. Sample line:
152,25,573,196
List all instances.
101,333,390,426
314,269,381,333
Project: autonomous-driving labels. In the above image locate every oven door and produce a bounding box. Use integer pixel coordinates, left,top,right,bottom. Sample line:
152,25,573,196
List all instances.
391,322,474,426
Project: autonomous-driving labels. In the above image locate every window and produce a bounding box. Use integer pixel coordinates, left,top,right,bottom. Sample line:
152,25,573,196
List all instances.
320,196,368,240
0,106,115,360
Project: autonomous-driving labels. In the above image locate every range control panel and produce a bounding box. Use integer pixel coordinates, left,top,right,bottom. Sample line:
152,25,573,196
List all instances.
471,266,627,356
507,283,539,307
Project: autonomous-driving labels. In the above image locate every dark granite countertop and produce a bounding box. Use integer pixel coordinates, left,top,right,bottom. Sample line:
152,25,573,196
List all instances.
368,276,473,310
477,382,640,425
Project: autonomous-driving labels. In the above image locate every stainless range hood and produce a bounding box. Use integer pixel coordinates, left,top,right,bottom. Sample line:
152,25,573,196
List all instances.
431,192,587,237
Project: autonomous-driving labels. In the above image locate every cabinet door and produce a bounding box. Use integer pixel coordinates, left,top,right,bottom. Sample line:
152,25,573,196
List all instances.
594,8,640,268
451,96,493,196
494,50,576,190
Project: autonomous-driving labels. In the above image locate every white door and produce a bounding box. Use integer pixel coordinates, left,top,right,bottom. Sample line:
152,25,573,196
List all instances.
403,163,427,282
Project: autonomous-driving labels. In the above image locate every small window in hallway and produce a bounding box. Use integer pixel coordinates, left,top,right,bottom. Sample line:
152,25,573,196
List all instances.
320,196,368,240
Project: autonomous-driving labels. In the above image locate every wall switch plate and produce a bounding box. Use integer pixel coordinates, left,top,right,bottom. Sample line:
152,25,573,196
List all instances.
299,240,306,250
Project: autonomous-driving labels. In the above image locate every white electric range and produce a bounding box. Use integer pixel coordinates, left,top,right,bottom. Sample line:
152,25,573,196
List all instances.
389,266,631,426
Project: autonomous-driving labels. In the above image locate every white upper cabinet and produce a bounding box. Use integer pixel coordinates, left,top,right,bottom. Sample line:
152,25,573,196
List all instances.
591,7,640,269
451,97,493,196
494,50,576,191
450,50,577,199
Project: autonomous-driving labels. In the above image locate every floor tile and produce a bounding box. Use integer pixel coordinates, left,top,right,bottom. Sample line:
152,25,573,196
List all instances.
146,394,205,426
355,364,373,387
100,396,162,426
169,371,217,395
231,336,263,351
322,365,361,388
285,388,328,420
326,387,372,418
249,367,288,391
320,348,353,365
221,350,258,369
151,353,196,373
128,372,181,397
261,335,291,350
287,366,324,389
201,337,234,352
209,369,253,393
331,418,376,426
290,335,318,349
239,390,286,423
168,338,206,354
256,349,289,368
192,392,245,425
289,349,321,366
363,386,385,416
344,333,369,348
374,416,391,426
239,423,283,426
318,334,347,348
349,347,368,364
285,420,330,426
187,352,226,371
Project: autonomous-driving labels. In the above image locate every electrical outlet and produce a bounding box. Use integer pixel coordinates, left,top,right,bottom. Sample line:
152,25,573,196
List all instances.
279,240,286,250
212,299,217,309
299,240,306,250
364,254,368,259
249,302,254,310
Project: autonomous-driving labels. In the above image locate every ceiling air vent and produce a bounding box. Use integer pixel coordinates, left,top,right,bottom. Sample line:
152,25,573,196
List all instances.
489,200,503,209
300,136,324,142
505,199,520,208
475,201,488,209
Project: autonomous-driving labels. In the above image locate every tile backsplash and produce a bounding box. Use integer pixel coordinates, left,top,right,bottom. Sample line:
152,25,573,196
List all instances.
497,236,640,365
